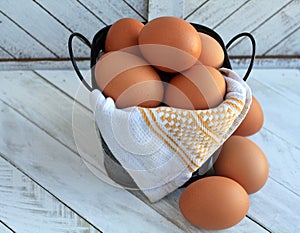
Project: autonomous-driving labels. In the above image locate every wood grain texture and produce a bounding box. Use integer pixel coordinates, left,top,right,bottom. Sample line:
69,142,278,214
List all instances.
34,0,105,41
148,0,184,20
0,60,90,71
230,57,300,69
266,27,300,56
229,0,300,56
1,0,87,58
184,0,207,19
0,12,55,59
0,156,101,233
0,222,13,233
0,99,184,233
185,0,246,28
214,0,290,43
248,177,300,233
0,47,14,60
244,71,300,147
78,0,144,25
0,70,96,163
35,70,91,109
124,0,148,20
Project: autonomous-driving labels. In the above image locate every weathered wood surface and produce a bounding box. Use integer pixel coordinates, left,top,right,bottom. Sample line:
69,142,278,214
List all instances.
0,155,101,233
0,99,184,233
0,68,300,232
0,11,55,59
1,57,300,71
0,0,300,62
148,0,184,20
229,0,300,56
0,47,13,60
0,222,13,233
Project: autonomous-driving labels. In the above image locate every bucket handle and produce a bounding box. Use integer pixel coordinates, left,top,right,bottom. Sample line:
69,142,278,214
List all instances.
68,31,256,91
226,32,256,81
68,32,93,92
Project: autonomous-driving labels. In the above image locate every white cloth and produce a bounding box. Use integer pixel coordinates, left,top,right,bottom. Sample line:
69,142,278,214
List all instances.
90,68,252,202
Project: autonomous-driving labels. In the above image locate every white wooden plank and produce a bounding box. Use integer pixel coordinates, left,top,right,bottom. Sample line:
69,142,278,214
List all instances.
247,69,300,105
266,27,300,56
0,70,267,232
249,127,300,194
215,0,290,46
0,47,14,59
184,0,207,19
0,222,13,233
0,71,93,159
124,0,148,20
0,156,101,233
230,57,300,69
148,0,184,21
185,0,246,27
229,0,300,56
0,100,184,233
1,0,88,58
0,60,90,71
34,0,105,41
248,177,300,233
79,0,144,25
35,70,91,109
236,70,300,146
239,73,300,147
0,12,55,59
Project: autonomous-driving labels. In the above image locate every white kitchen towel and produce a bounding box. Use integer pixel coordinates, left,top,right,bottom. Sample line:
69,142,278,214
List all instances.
90,68,252,202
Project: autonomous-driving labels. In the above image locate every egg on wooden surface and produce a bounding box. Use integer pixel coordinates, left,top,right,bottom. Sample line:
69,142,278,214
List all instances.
164,64,226,110
179,176,249,230
138,16,202,72
94,51,163,108
234,95,264,136
214,135,269,194
198,32,225,68
105,18,144,53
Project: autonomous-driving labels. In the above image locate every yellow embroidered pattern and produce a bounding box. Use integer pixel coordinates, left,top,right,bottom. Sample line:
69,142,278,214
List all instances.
138,97,244,172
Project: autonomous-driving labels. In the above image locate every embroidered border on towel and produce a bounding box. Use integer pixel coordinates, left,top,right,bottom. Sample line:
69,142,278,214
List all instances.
138,107,195,172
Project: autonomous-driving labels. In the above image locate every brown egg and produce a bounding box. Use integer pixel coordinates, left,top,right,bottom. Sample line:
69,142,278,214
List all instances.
198,32,224,68
179,176,249,230
138,16,201,72
164,64,226,109
214,135,269,194
105,18,144,52
234,95,264,136
94,51,163,108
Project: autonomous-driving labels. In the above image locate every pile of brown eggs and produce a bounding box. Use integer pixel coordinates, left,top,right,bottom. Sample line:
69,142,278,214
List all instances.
95,16,225,110
94,16,269,230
